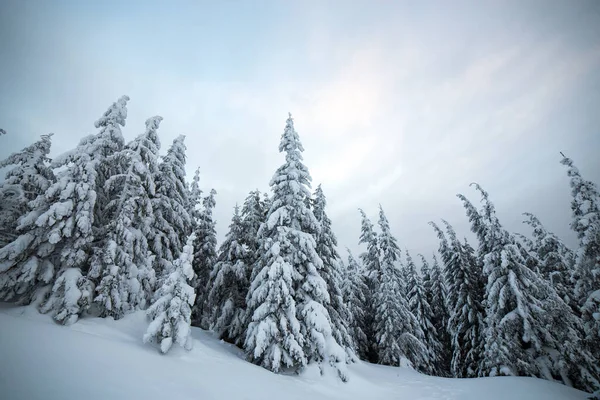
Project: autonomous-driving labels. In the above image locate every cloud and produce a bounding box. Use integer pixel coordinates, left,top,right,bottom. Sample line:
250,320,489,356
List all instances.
1,0,599,259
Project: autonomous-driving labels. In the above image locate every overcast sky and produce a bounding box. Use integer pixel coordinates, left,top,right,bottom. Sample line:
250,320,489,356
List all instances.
1,0,599,260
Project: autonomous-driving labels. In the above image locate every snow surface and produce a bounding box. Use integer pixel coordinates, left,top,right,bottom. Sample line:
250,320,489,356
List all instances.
0,303,589,400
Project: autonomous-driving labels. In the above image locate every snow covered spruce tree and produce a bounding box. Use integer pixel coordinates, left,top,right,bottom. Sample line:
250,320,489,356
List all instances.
357,208,380,361
312,184,355,359
150,135,192,279
420,254,452,376
429,220,484,378
144,234,196,354
241,189,267,263
191,188,218,329
0,133,55,248
91,116,163,319
522,212,576,310
459,184,599,392
36,96,130,324
208,205,250,344
560,155,600,363
187,167,202,224
262,191,271,218
343,250,369,360
406,252,439,374
0,133,57,302
374,205,427,369
244,114,347,380
230,189,269,343
358,209,382,284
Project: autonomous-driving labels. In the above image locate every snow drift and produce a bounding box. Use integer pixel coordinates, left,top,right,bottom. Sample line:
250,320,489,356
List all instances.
0,303,589,400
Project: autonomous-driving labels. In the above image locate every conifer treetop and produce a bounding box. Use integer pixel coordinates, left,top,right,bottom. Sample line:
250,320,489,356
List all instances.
560,155,600,240
95,95,130,128
279,113,305,156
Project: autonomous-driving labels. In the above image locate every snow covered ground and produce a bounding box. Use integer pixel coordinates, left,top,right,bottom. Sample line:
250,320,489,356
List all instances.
0,303,589,400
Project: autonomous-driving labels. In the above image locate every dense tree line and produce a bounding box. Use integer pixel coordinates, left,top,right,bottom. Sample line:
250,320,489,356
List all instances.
0,96,598,395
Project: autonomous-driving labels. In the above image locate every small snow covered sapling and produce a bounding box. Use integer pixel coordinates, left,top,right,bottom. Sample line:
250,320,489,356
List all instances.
144,234,196,354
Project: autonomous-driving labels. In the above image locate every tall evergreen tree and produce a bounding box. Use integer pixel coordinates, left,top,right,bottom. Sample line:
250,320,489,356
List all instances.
560,156,600,361
397,256,411,299
187,167,202,224
0,134,56,302
343,250,369,360
208,205,250,344
429,220,484,378
522,212,576,310
191,188,218,329
91,116,162,319
0,133,55,248
38,96,129,324
358,209,381,284
374,206,427,369
241,189,266,262
52,96,129,268
312,185,355,359
407,252,439,375
150,135,191,278
0,184,24,248
240,189,267,328
144,233,196,354
242,189,267,272
459,184,599,392
245,114,346,379
420,254,432,296
421,253,452,376
357,208,380,361
262,192,271,219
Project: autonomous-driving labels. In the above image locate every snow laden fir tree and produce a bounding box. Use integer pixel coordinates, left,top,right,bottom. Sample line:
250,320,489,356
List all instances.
357,208,380,362
406,251,439,375
560,155,600,365
312,184,355,361
144,233,196,354
420,253,452,376
429,219,484,378
342,249,368,362
457,184,600,392
191,187,218,329
373,206,428,370
5,96,131,325
207,205,250,345
0,133,54,249
0,133,55,301
521,212,576,311
92,116,163,320
151,135,192,280
244,114,348,380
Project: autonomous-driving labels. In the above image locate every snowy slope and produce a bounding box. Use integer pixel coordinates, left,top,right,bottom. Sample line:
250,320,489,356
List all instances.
0,304,589,400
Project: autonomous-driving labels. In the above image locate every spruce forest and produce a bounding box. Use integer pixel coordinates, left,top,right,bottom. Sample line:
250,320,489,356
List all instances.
0,96,599,396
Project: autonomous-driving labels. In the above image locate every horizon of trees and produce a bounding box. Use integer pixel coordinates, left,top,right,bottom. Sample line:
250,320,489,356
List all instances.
0,96,598,396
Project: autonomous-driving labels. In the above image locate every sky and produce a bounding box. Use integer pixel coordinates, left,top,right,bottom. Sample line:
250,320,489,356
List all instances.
1,0,599,260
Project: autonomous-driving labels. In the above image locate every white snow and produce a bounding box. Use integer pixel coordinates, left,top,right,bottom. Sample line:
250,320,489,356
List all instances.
0,303,589,400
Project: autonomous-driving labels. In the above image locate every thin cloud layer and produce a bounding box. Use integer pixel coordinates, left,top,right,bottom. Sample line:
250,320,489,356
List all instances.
1,0,599,258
